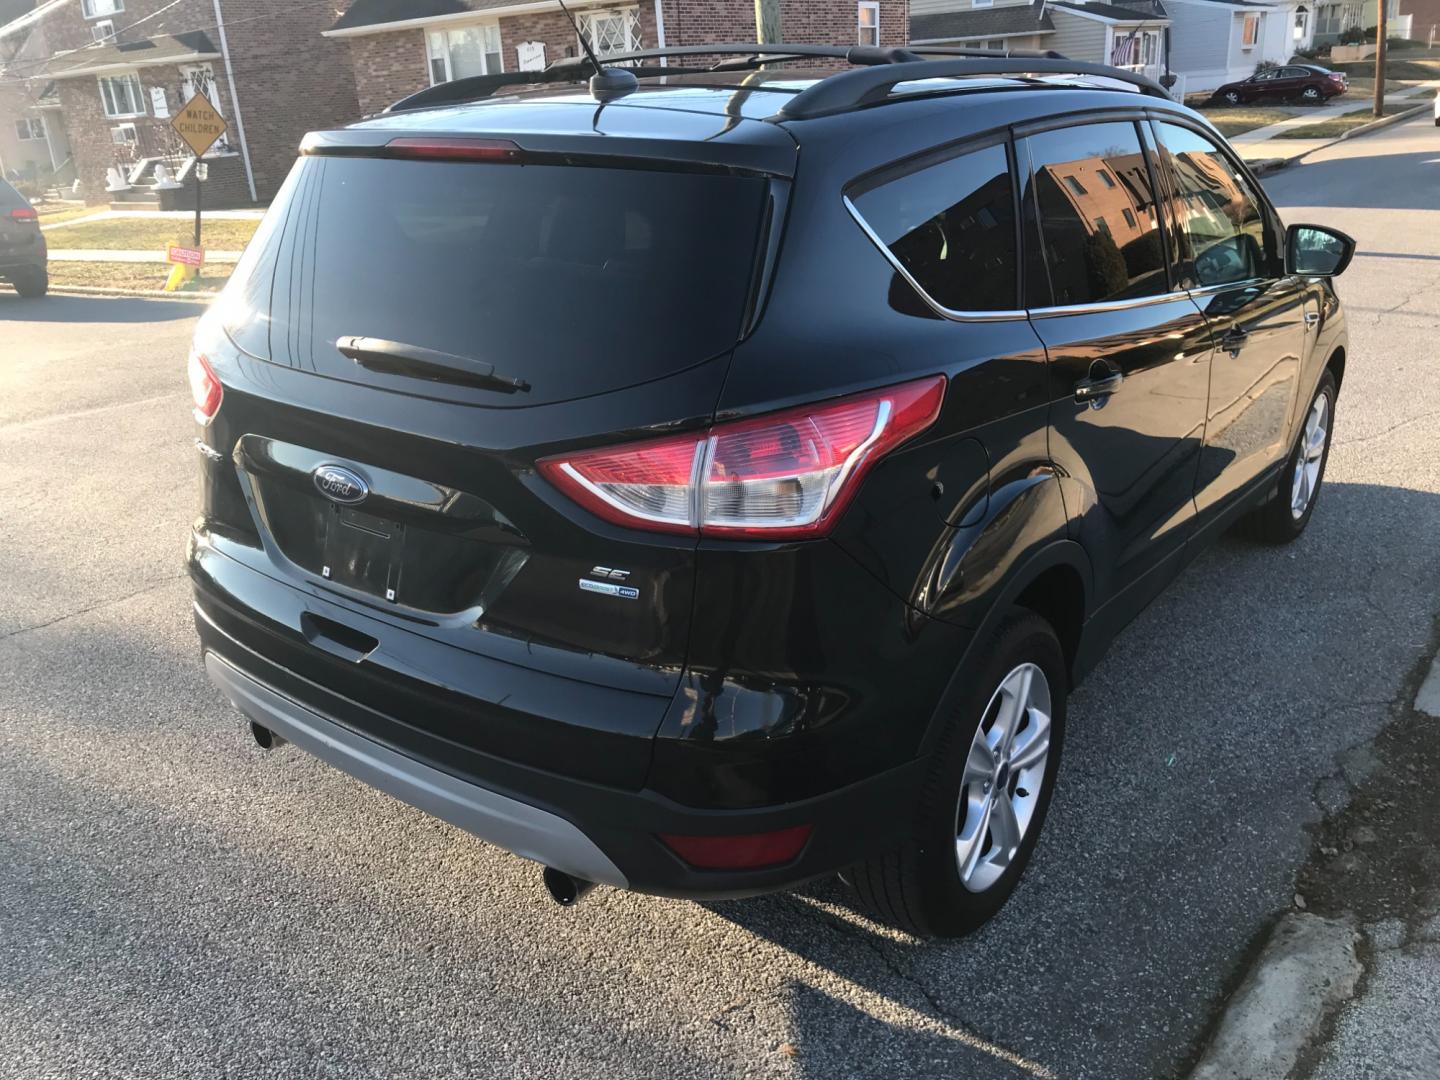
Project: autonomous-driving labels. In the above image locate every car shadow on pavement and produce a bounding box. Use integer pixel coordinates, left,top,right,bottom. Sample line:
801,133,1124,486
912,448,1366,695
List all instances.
699,479,1440,1078
1268,149,1440,212
0,293,208,323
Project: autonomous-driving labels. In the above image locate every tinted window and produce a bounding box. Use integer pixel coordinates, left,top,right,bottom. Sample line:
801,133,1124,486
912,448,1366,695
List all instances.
1024,121,1169,307
1281,66,1309,78
1153,122,1276,287
218,155,769,406
850,142,1018,312
0,180,25,209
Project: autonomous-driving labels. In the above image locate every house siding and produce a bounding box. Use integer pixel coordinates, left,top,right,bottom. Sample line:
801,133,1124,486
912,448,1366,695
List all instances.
339,0,910,116
1166,0,1237,90
1046,8,1107,59
911,0,1032,16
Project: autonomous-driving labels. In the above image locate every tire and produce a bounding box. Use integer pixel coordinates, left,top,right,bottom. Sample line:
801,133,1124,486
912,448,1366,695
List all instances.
1239,370,1337,544
11,266,48,299
848,610,1067,937
1222,90,1242,106
1301,86,1322,103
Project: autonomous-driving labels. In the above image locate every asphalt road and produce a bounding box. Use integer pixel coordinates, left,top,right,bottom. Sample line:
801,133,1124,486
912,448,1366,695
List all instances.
2,115,1439,1080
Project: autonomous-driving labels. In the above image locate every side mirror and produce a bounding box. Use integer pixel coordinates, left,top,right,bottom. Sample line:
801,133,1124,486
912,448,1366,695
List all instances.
1286,224,1356,277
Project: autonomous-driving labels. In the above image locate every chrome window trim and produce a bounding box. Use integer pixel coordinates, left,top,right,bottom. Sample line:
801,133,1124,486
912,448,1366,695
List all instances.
842,194,1028,324
1186,277,1271,298
1027,290,1197,318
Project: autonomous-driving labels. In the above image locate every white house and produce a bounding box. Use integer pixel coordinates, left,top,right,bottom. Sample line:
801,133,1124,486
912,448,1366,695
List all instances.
1166,0,1315,94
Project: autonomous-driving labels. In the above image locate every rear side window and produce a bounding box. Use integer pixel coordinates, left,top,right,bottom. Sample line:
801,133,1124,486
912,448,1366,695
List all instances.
1152,122,1277,288
849,142,1018,312
0,180,25,209
218,155,770,406
1022,121,1169,307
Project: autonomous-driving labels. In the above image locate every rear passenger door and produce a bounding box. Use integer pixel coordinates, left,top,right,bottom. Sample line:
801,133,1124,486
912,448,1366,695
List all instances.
1018,117,1213,610
1150,120,1311,518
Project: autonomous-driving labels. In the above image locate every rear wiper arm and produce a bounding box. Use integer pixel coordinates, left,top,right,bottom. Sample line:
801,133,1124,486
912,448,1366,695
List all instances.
335,336,531,394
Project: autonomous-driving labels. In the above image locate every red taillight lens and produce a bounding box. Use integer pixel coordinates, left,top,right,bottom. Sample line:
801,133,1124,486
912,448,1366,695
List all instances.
7,207,38,221
188,348,222,424
538,375,945,539
384,137,524,162
658,825,813,870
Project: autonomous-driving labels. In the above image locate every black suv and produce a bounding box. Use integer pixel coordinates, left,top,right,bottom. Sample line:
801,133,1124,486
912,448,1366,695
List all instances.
0,180,48,298
189,46,1353,937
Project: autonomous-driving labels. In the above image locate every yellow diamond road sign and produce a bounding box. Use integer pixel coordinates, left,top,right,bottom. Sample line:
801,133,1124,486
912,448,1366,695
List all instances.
171,91,227,158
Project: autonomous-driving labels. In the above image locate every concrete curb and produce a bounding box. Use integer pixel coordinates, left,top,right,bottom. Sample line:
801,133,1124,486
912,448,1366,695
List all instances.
1249,103,1430,176
1190,912,1362,1080
0,283,218,301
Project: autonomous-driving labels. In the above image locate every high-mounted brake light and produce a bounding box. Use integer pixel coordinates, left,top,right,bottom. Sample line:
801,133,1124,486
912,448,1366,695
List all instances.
6,207,37,221
538,375,946,540
384,137,524,162
188,348,222,424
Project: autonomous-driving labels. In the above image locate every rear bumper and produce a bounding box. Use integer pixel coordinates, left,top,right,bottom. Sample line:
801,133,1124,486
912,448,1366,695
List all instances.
194,575,929,898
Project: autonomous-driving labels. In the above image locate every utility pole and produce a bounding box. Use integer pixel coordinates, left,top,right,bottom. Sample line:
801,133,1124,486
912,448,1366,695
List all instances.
754,0,781,44
1373,0,1388,117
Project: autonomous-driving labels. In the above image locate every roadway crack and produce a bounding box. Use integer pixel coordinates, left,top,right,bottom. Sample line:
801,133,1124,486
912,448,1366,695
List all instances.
0,573,186,643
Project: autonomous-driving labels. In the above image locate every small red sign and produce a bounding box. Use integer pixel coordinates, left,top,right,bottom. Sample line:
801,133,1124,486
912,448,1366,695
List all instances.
167,245,204,267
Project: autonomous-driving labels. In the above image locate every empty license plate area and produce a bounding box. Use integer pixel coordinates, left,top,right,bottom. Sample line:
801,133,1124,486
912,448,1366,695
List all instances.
322,506,405,602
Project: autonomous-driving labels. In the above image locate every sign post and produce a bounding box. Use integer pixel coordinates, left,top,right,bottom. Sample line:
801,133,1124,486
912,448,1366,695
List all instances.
167,91,228,288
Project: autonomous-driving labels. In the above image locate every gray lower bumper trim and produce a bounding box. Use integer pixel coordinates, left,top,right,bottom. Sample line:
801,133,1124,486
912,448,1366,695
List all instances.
204,653,629,888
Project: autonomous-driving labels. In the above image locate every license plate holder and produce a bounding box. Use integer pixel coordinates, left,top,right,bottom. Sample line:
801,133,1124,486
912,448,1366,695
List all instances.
321,506,405,602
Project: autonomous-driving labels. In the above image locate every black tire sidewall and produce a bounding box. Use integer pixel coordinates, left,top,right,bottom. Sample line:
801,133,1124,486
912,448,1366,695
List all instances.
13,266,48,299
911,611,1067,936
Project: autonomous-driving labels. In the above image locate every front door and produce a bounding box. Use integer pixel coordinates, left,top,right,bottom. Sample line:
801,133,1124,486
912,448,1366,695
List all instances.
1019,119,1213,608
1149,120,1311,517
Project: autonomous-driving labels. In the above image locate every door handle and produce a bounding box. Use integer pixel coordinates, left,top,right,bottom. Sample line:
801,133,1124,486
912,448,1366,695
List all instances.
1304,311,1321,327
1221,327,1249,356
1074,366,1124,404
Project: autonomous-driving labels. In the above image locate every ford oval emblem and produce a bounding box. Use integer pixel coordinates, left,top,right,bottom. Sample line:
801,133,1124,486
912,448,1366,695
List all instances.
312,463,369,505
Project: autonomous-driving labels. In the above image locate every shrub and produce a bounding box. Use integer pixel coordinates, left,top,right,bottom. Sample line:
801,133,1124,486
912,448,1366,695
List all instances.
1339,25,1368,43
1254,58,1281,74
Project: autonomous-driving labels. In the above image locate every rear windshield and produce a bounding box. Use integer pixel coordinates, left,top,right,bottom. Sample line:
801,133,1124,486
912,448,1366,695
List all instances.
219,155,770,406
0,181,26,209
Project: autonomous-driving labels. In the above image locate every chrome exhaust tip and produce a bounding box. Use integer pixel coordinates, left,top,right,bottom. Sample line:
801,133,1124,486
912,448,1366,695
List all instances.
250,721,286,751
543,866,597,907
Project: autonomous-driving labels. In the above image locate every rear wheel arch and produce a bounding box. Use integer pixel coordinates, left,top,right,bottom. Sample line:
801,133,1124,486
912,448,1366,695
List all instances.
1326,345,1346,392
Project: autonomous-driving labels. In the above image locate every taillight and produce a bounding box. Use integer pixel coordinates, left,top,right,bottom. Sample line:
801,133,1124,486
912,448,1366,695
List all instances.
384,137,524,162
188,348,222,424
538,375,946,539
6,207,37,221
658,825,813,870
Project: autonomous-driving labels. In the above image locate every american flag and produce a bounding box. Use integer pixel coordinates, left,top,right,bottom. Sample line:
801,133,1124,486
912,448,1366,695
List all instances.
1111,31,1139,65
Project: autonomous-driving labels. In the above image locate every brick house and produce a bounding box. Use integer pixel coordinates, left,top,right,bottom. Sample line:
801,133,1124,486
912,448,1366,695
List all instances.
326,0,911,118
0,0,360,206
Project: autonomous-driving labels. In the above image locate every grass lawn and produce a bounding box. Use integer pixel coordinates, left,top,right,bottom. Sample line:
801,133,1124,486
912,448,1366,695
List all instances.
1274,101,1414,138
1331,57,1440,81
1198,107,1296,137
42,216,259,252
48,260,232,292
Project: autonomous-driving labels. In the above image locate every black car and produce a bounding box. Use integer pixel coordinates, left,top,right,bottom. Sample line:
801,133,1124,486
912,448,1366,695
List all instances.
189,45,1353,937
0,179,48,298
1210,63,1348,106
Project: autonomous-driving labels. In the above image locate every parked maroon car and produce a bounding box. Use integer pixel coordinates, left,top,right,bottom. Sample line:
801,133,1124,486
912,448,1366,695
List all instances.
1210,64,1348,106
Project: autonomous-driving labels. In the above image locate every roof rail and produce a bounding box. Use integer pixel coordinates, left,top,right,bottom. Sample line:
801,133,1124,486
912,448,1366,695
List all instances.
776,57,1172,119
384,43,1168,115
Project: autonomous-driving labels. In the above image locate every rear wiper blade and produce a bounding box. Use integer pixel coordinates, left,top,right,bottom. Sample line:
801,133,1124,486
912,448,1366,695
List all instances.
335,336,531,394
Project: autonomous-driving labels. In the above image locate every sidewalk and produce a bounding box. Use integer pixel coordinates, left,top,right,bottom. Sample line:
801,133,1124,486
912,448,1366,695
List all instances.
40,207,266,232
1231,81,1439,165
46,248,244,264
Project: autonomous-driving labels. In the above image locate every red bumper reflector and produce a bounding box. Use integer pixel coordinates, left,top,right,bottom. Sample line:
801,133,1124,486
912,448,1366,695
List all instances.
658,824,813,870
7,207,38,221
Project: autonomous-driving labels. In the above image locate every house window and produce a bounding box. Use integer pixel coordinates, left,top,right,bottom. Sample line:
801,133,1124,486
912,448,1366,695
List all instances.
1241,14,1261,48
1121,207,1137,228
1294,8,1308,38
580,7,641,57
858,1,880,46
1063,174,1088,197
972,0,994,9
92,19,114,42
1098,169,1116,188
426,23,503,83
98,72,145,117
14,116,45,141
110,122,138,146
81,0,123,17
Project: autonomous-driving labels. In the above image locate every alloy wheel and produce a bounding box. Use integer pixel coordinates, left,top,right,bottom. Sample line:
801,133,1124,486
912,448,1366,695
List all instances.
1291,391,1329,519
955,662,1053,893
